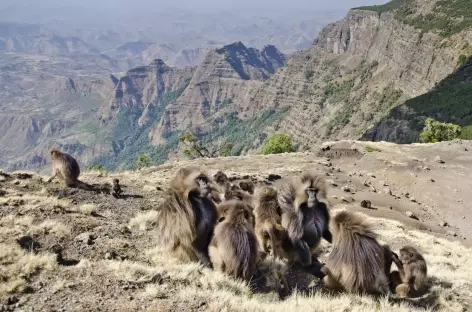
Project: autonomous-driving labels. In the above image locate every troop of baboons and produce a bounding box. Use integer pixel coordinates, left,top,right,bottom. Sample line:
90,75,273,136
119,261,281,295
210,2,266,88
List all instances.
45,149,428,298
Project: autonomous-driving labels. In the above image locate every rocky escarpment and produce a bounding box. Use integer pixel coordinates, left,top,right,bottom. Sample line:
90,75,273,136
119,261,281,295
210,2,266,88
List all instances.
148,43,286,146
363,56,472,143
99,59,194,126
249,3,471,149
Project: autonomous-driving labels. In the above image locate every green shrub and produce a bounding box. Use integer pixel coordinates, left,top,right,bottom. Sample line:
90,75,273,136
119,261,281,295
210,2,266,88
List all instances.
419,118,461,143
261,133,294,155
364,145,382,152
137,154,151,169
86,164,107,173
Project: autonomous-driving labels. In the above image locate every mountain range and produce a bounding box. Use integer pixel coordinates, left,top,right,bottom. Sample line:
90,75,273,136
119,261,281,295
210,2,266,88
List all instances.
1,0,471,171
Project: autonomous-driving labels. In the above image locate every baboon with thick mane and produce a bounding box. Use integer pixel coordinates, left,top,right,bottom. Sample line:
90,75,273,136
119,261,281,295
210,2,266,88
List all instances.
209,200,259,281
390,245,427,297
321,210,390,295
253,186,286,258
277,171,332,266
155,167,217,266
46,149,100,192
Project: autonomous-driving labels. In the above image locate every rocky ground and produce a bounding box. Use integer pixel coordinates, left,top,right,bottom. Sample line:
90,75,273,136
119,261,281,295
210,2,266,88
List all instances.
1,140,471,312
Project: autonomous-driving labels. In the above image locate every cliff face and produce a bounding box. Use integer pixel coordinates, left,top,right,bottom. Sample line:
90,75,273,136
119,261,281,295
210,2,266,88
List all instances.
99,59,194,126
148,43,286,146
249,6,470,149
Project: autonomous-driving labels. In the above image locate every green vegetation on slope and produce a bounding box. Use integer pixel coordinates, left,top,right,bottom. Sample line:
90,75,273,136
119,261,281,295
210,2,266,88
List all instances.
354,0,410,14
201,108,291,156
365,57,472,143
91,83,190,170
356,0,472,37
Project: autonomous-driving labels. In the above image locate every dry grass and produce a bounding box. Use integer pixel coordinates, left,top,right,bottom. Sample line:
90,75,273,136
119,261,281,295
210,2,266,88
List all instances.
128,210,159,231
0,244,57,295
77,203,97,215
0,215,70,239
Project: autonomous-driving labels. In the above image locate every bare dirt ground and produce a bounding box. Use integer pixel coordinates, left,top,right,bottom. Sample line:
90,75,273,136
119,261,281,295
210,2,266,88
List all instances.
1,140,471,312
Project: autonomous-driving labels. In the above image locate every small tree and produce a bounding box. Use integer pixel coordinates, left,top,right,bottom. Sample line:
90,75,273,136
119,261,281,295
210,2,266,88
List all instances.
137,154,151,169
419,118,461,143
180,133,233,158
261,133,294,155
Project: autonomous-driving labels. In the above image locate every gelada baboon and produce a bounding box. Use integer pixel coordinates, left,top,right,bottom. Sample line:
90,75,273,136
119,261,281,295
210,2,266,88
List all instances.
238,180,255,194
209,200,259,281
112,178,122,198
277,171,332,266
390,245,427,297
213,171,229,186
155,167,217,266
46,149,99,191
253,186,286,258
321,211,390,295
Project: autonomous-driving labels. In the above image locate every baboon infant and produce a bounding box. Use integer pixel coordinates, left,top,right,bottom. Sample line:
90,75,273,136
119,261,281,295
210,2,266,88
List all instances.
253,186,286,258
390,245,427,297
278,171,332,266
321,211,391,295
112,179,123,198
46,149,98,191
209,200,259,281
155,167,217,266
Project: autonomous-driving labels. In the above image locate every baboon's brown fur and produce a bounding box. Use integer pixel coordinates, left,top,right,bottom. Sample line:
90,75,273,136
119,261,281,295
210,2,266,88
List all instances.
112,178,122,198
238,180,255,194
46,149,101,192
209,200,259,281
277,171,332,266
155,167,217,266
391,245,428,297
321,211,389,295
253,186,286,258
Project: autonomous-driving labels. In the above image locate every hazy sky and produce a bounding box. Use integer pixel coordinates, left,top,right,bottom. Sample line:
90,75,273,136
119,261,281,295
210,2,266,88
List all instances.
1,0,388,11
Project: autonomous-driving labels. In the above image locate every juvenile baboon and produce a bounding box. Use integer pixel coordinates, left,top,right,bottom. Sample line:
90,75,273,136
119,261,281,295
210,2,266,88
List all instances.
321,211,389,295
238,180,255,194
253,186,286,258
360,200,371,209
112,179,123,198
46,149,100,192
209,200,259,281
277,171,332,266
155,167,217,266
224,183,255,207
213,171,229,186
390,245,427,297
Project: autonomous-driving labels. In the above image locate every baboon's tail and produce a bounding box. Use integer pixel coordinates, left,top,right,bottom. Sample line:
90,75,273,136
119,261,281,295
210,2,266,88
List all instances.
75,180,110,194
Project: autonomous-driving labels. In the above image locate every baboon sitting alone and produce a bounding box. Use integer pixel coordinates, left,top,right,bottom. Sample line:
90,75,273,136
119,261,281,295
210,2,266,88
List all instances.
112,179,123,198
155,167,217,266
209,200,259,281
277,171,332,266
46,149,100,192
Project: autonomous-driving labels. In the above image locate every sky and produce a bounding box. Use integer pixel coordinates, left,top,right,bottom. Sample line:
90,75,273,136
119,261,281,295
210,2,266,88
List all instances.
1,0,388,11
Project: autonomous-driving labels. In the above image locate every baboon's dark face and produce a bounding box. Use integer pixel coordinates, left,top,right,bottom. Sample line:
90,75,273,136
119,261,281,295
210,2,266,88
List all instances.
306,186,318,207
196,175,211,197
399,246,418,263
113,179,119,184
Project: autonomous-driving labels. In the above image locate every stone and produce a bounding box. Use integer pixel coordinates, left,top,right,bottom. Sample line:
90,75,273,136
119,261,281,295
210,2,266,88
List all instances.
405,211,419,220
434,156,445,164
267,174,281,181
143,185,157,192
342,186,350,192
75,232,95,245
